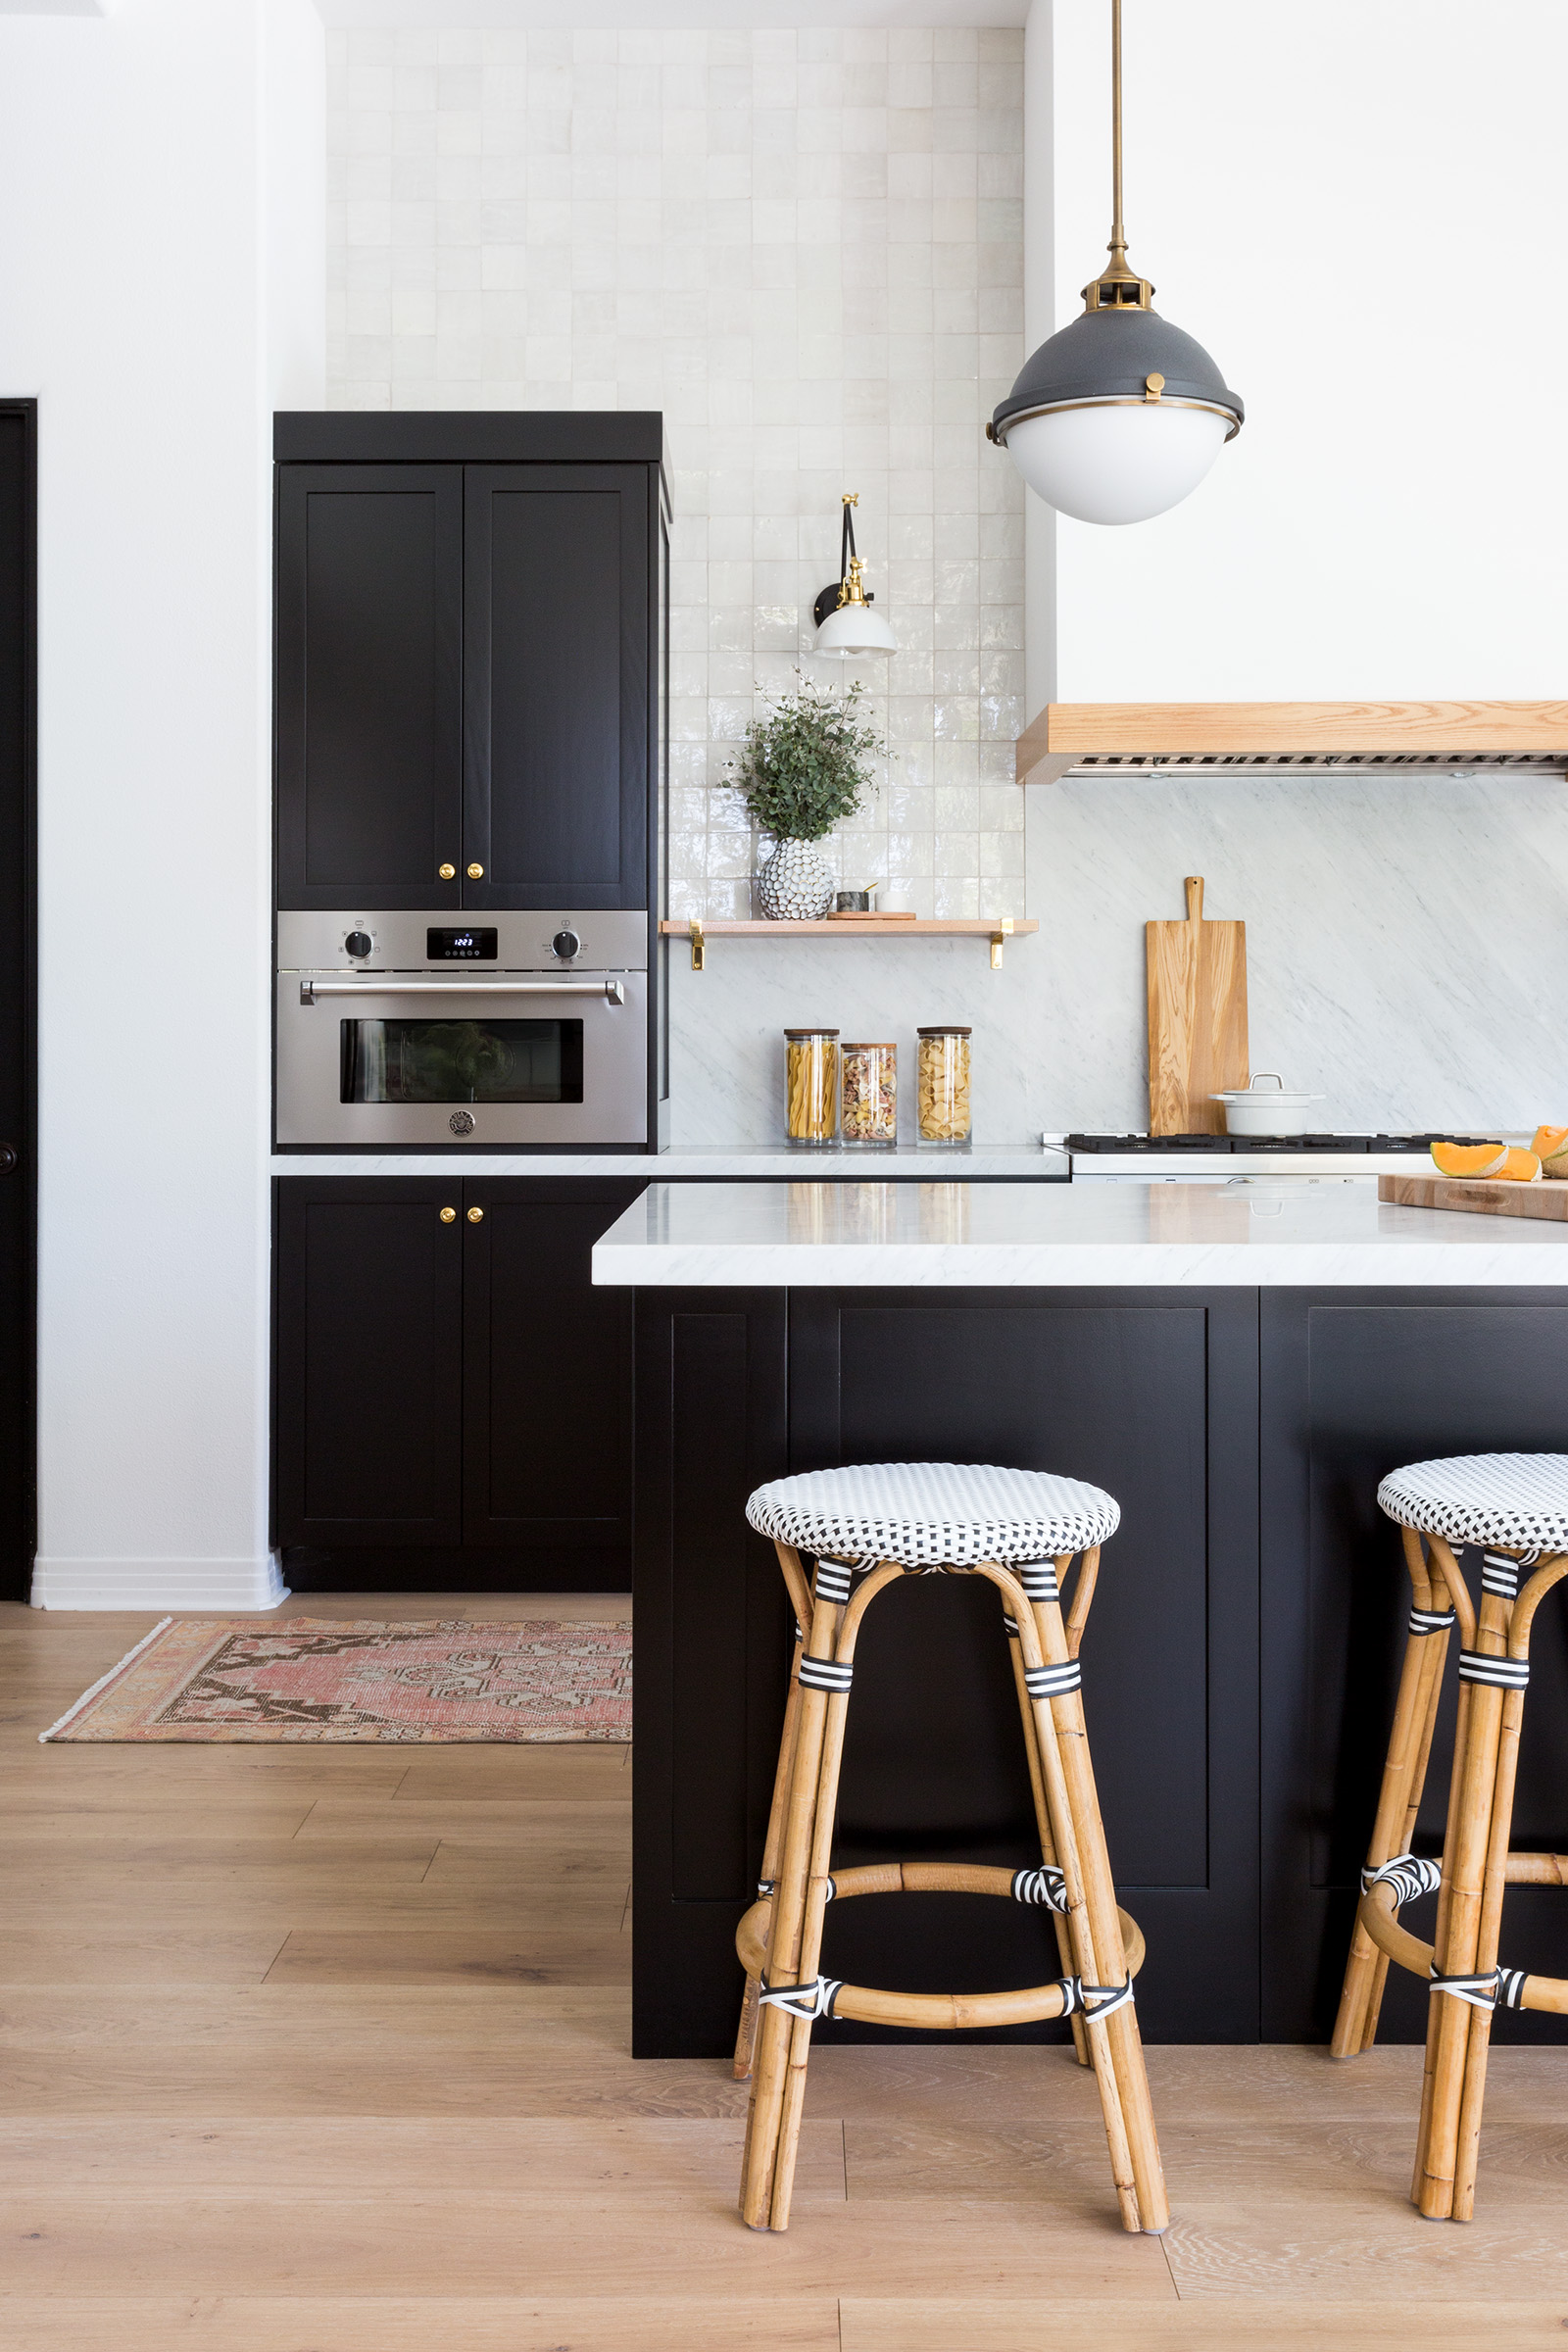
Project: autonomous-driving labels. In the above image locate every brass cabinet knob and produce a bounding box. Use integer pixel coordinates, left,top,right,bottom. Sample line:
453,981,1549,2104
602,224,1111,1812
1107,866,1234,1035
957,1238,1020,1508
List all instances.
439,1205,457,1223
466,1205,484,1223
438,861,456,880
466,862,484,880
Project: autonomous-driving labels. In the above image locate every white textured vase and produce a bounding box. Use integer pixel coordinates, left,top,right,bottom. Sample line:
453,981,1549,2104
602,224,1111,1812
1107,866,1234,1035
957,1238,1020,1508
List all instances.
757,837,834,921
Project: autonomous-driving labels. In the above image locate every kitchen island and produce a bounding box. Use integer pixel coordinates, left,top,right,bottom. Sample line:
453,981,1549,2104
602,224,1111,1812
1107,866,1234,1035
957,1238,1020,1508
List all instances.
597,1178,1568,2056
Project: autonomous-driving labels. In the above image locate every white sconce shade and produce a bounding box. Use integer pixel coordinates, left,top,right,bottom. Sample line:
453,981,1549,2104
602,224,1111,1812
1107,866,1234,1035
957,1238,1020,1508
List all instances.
814,598,899,658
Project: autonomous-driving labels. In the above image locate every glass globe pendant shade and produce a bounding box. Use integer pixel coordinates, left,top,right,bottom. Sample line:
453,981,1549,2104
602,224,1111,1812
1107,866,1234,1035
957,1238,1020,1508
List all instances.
814,598,898,658
1003,399,1231,526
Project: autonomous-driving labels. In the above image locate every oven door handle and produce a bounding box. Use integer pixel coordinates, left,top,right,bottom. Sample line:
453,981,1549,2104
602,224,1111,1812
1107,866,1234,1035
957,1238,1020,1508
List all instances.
300,978,626,1006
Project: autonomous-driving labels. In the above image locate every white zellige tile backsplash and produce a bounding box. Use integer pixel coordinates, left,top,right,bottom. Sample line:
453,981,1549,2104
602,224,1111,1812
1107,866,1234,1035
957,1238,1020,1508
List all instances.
325,24,1027,922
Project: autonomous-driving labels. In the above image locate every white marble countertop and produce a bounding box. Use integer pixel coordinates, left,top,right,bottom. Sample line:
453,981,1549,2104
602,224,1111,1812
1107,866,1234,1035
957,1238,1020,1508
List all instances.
590,1177,1568,1289
269,1146,1061,1178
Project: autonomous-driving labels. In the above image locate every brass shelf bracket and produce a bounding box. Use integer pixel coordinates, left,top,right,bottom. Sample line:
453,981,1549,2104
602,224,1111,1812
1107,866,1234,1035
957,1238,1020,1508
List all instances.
689,917,705,971
990,916,1014,969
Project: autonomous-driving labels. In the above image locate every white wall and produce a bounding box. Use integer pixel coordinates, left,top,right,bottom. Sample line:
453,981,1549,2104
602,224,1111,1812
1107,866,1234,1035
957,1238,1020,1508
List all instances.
0,0,323,1607
1050,0,1568,703
325,22,1029,923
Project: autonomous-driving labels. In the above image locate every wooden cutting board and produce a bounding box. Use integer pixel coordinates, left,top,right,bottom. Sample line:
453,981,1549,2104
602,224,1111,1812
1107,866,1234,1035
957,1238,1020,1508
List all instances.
1379,1172,1568,1222
1146,876,1249,1135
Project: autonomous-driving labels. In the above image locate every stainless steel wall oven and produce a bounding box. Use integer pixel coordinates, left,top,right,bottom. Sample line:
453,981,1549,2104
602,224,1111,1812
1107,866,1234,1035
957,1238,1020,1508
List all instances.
276,910,649,1148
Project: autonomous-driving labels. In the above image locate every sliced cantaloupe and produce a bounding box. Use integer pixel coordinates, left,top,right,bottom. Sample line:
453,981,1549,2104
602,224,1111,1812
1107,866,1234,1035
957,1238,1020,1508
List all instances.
1545,1148,1568,1180
1431,1140,1509,1178
1494,1146,1543,1182
1531,1124,1568,1161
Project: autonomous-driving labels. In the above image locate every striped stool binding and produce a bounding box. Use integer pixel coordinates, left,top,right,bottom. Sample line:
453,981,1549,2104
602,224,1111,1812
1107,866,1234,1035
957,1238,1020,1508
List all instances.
1332,1450,1568,2224
734,1463,1167,2239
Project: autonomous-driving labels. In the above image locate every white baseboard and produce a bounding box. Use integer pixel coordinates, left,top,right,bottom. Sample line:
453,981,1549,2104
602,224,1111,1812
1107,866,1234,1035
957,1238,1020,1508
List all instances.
29,1554,292,1611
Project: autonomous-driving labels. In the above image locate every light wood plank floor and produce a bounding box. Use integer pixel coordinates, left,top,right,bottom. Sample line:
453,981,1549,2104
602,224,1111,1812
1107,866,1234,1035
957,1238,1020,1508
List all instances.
3,1594,1566,2349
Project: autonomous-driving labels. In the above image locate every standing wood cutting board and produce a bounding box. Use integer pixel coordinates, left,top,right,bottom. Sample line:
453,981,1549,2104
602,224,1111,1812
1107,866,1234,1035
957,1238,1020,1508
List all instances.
1147,876,1249,1135
1379,1172,1568,1222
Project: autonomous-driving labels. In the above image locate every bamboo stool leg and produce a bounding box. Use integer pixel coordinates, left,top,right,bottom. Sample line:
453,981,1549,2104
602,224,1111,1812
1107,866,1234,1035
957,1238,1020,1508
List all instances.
999,1555,1165,2234
738,1568,842,2229
733,1554,811,2081
1333,1527,1453,2058
1002,1584,1088,2068
1007,1604,1140,2230
1412,1549,1510,2222
1036,1553,1168,2236
1451,1549,1568,2214
764,1562,904,2232
1449,1672,1525,2221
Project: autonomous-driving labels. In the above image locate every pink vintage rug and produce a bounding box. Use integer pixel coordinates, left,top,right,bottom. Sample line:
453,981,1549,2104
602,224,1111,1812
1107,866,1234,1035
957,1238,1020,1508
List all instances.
40,1617,632,1744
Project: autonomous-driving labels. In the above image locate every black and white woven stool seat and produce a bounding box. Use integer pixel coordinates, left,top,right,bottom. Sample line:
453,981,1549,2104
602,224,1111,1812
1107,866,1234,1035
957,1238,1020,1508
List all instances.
745,1460,1120,1567
1377,1452,1568,1555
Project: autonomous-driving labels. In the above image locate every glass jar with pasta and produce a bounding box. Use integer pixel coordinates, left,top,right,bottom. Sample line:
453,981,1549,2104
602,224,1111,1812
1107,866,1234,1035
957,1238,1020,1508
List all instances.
840,1042,898,1148
784,1028,839,1146
916,1025,971,1148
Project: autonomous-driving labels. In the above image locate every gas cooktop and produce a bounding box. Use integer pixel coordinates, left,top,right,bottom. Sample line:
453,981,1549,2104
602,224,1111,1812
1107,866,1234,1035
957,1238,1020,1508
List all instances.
1062,1133,1496,1156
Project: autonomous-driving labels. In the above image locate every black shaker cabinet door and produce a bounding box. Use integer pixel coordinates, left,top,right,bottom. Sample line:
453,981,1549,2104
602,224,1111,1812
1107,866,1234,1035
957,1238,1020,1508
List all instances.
276,466,463,909
461,1179,642,1548
274,1182,465,1546
463,466,649,910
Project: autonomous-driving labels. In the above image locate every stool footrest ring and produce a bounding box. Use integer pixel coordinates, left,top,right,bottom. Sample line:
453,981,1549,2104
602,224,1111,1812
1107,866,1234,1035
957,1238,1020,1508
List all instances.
737,1863,1145,2034
1356,1877,1568,2017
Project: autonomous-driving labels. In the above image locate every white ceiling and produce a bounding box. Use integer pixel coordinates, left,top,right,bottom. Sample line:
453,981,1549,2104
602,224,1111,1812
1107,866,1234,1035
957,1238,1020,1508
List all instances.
318,0,1027,26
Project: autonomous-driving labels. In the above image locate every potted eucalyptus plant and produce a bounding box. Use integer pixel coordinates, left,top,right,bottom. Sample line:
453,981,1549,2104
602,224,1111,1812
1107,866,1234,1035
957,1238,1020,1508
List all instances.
728,675,886,920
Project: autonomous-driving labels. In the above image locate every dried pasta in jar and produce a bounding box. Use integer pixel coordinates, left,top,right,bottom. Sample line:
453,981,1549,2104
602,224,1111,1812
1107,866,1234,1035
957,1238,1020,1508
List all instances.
785,1029,838,1145
841,1042,898,1147
916,1025,971,1147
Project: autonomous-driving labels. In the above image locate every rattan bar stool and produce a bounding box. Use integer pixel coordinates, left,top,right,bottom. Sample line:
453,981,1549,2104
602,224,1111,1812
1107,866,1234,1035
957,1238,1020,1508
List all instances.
731,1460,1168,2237
1332,1451,1568,2222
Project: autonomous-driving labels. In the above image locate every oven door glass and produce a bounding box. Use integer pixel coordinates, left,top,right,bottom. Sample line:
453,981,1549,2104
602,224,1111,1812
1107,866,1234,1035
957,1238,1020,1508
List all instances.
340,1017,586,1105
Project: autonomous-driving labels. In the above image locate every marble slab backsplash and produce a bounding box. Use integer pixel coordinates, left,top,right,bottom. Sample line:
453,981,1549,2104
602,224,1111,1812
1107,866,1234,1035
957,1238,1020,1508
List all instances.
671,774,1568,1146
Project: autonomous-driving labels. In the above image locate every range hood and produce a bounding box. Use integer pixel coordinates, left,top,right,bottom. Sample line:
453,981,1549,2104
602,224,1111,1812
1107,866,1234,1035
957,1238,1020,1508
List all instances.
1015,700,1568,786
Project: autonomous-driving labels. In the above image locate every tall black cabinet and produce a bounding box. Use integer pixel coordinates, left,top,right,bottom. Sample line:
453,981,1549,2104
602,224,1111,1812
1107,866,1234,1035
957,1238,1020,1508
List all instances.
273,412,667,917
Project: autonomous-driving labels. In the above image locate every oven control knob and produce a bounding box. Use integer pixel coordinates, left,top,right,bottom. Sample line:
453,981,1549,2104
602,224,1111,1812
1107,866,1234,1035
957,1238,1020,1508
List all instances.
551,928,582,960
344,930,372,959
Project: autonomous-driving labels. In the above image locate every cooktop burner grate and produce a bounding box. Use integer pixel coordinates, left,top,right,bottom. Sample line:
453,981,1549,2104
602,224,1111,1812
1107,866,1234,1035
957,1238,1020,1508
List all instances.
1063,1133,1500,1155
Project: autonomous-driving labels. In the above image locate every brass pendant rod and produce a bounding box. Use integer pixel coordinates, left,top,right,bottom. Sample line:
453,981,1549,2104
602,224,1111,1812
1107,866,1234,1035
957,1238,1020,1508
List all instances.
1109,0,1125,271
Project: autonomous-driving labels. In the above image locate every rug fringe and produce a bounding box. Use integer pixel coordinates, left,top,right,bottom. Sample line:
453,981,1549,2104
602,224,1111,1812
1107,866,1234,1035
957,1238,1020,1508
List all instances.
38,1616,175,1741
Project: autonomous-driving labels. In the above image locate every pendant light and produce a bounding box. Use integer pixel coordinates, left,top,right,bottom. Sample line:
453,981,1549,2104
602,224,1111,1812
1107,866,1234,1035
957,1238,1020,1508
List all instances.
812,493,897,657
988,0,1243,525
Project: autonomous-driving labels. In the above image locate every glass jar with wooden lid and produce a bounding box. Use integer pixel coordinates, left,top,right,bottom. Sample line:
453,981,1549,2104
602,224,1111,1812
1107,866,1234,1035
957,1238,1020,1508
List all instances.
784,1028,839,1146
840,1041,898,1148
916,1025,971,1148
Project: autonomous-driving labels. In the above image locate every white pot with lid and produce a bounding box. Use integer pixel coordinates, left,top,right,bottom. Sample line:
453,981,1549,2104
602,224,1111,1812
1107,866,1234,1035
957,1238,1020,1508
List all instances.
1210,1071,1326,1137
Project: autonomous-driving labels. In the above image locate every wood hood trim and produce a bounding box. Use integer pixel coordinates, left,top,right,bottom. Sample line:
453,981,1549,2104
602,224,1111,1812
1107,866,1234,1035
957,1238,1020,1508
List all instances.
1015,699,1568,785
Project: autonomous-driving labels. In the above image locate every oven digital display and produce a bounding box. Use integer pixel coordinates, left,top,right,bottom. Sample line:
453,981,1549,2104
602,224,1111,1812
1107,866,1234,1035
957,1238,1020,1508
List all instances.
427,927,498,961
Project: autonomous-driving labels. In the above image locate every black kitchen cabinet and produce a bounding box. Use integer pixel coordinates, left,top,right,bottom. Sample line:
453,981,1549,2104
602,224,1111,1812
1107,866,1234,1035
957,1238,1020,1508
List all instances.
463,466,648,910
274,1180,465,1546
463,1183,636,1548
275,466,464,910
273,1176,644,1590
273,415,666,915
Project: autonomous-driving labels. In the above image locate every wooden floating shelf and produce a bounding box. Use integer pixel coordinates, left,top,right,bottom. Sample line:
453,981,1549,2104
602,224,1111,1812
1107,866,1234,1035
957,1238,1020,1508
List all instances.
662,917,1038,970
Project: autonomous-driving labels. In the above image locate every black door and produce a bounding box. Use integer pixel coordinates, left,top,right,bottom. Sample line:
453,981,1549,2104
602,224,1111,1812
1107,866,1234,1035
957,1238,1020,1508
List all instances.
0,405,33,1603
463,466,649,910
461,1178,641,1561
274,1181,465,1547
275,465,463,910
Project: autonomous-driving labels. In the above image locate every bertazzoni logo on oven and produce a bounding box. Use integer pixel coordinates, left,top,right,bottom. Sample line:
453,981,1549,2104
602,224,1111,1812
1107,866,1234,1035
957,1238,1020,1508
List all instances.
449,1110,476,1136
